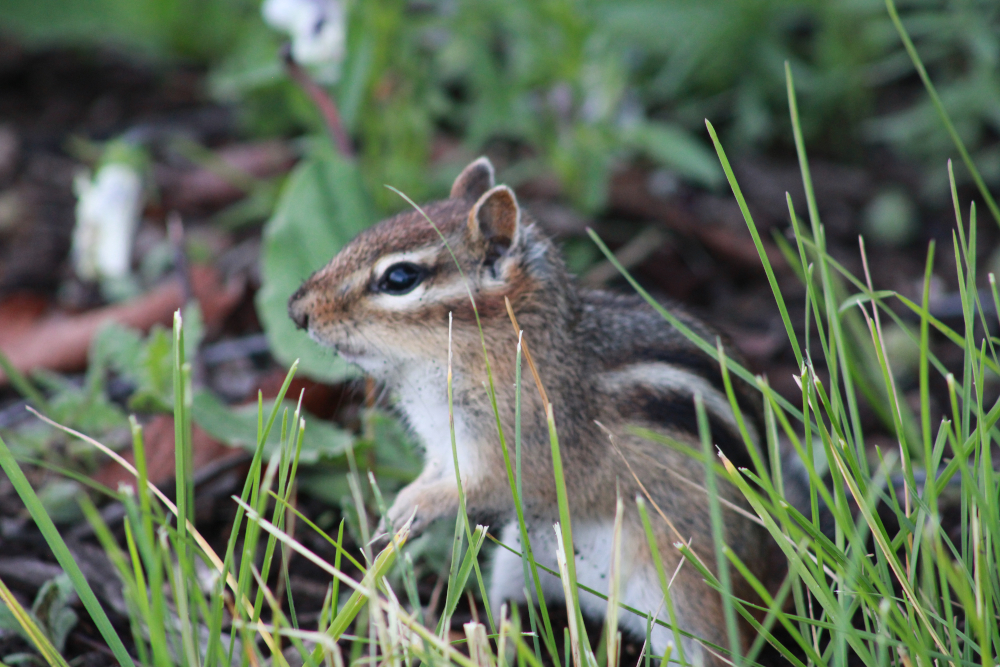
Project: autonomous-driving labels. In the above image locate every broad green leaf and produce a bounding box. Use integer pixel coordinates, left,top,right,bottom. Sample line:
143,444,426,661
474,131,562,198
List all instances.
90,321,174,412
45,388,127,436
135,326,173,411
32,574,78,653
294,408,422,504
0,575,72,667
180,301,204,363
359,409,422,477
619,121,723,188
0,596,20,636
191,389,353,464
257,142,376,382
90,323,144,381
35,480,85,525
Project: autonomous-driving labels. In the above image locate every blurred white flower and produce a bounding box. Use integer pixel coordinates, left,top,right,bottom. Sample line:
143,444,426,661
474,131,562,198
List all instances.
263,0,345,68
72,163,144,281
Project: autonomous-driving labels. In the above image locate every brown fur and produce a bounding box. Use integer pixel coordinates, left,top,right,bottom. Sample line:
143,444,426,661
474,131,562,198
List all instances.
289,159,773,664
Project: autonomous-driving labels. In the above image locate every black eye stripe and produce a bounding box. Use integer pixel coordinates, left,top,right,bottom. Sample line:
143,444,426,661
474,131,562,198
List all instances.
376,262,426,295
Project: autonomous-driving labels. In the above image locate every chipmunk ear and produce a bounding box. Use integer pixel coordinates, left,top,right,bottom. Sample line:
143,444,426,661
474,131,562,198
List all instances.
450,157,495,200
468,185,520,257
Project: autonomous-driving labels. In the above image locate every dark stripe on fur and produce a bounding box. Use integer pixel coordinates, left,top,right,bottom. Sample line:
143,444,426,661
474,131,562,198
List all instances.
613,345,766,462
622,389,758,472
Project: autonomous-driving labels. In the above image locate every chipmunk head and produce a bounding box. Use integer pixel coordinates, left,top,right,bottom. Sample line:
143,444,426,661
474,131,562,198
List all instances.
288,157,568,377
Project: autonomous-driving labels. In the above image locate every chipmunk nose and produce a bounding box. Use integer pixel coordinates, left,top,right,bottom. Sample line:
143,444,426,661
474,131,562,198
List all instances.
288,286,311,330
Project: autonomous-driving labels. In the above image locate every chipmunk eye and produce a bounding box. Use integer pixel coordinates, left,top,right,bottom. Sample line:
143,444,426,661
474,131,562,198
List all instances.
377,262,425,295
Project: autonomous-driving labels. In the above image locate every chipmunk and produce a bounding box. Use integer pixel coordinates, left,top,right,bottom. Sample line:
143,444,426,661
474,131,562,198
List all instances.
288,158,774,665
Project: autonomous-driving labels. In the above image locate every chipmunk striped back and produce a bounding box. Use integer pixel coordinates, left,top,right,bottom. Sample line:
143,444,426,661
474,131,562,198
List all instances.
290,157,772,664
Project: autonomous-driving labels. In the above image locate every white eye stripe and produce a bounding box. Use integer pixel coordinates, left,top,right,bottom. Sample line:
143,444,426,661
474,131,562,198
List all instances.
424,280,471,302
368,277,469,311
369,283,429,310
372,248,439,281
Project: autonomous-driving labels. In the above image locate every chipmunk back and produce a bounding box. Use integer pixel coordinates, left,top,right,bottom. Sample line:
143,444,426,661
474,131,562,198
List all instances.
289,158,774,665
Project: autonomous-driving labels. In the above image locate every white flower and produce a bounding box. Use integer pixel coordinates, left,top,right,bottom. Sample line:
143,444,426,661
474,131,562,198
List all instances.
72,163,144,281
263,0,346,68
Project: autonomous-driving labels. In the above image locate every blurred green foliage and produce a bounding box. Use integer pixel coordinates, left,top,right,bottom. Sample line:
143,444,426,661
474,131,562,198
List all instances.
0,574,78,654
1,0,261,62
191,389,354,463
6,0,998,204
256,141,375,382
3,0,998,377
0,305,205,463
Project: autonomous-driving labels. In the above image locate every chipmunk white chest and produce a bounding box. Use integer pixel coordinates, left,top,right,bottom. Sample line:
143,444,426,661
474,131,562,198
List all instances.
393,358,479,479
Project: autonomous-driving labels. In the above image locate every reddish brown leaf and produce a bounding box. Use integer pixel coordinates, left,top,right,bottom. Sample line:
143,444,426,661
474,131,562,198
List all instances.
158,140,297,212
0,265,243,385
255,368,345,420
92,414,236,490
0,293,49,349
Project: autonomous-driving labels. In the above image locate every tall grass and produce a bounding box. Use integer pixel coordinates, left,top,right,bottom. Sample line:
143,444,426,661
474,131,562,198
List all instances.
1,8,999,667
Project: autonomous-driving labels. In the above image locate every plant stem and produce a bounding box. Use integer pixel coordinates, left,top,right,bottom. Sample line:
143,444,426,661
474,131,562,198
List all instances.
282,43,355,159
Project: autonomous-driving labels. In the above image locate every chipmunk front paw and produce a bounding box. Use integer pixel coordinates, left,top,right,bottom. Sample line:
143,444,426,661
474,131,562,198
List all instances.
377,478,459,544
370,498,427,553
376,499,422,540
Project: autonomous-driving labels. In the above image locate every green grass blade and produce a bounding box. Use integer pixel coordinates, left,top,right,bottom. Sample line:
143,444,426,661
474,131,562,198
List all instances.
586,228,805,424
0,348,48,409
545,402,591,662
635,498,686,666
0,434,137,667
705,120,802,369
440,525,488,626
501,334,558,663
252,403,305,634
220,362,299,665
883,0,1000,227
77,494,155,667
694,395,740,664
826,437,952,659
0,575,71,667
443,311,495,634
714,340,768,479
786,62,865,458
227,505,403,665
514,334,555,663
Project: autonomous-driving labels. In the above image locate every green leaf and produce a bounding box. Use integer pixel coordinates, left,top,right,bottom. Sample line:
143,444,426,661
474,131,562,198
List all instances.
361,409,422,476
257,142,376,383
191,389,353,464
89,321,174,412
0,598,19,635
35,480,85,525
45,391,127,436
180,302,204,364
619,120,723,188
838,290,896,314
90,323,144,381
0,574,72,667
133,326,174,411
32,574,78,654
